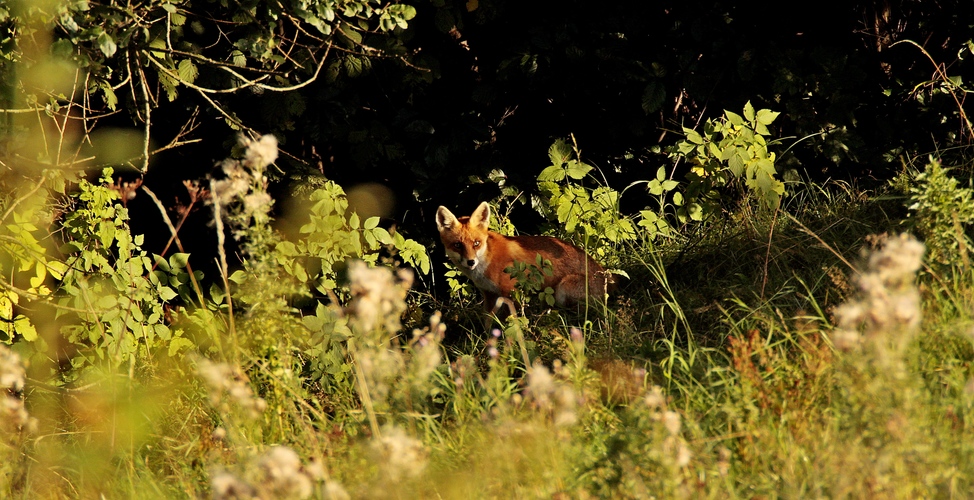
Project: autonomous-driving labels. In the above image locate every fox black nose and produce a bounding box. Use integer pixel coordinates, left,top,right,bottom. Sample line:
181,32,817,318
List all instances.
466,259,475,267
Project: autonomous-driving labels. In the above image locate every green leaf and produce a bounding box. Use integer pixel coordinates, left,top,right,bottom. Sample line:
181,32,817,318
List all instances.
686,129,705,145
101,83,118,111
168,337,194,357
344,56,365,77
177,59,198,84
169,253,190,270
341,29,363,46
728,152,746,177
725,110,744,127
641,81,665,114
743,101,755,123
153,254,172,273
47,260,69,280
209,282,226,304
231,50,247,67
548,139,572,166
565,160,592,180
364,216,380,230
97,31,117,57
158,287,178,301
14,316,37,341
538,165,566,182
228,270,247,284
756,109,780,125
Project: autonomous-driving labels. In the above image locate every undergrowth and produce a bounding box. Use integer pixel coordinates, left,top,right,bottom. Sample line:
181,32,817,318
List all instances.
3,28,974,495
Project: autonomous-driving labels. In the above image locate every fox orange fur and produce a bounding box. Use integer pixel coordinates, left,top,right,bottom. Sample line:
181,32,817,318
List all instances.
436,202,613,316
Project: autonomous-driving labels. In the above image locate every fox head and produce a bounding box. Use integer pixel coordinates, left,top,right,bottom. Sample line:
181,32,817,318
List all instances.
435,202,491,272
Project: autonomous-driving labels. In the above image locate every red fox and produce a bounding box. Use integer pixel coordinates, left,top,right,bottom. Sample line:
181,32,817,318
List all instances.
436,202,614,316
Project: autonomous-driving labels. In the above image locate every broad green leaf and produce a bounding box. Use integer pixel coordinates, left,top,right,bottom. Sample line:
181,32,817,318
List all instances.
728,152,746,177
364,216,380,230
101,83,118,111
209,282,226,304
228,270,247,284
655,166,666,181
47,260,69,280
565,160,592,180
169,252,191,270
538,165,566,182
177,59,198,84
725,110,744,127
97,31,117,57
153,254,172,273
14,316,37,341
743,101,755,123
548,139,572,167
159,287,178,301
686,129,705,144
756,109,780,125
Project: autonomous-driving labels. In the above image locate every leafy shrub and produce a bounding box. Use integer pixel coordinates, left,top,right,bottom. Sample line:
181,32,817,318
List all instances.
667,102,784,219
905,157,974,268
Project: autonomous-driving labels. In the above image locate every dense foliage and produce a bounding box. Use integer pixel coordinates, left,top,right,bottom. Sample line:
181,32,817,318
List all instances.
2,0,974,497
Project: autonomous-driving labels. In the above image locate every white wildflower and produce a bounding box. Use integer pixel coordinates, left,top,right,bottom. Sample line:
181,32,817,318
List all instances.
242,134,278,172
347,261,411,333
323,481,351,500
868,233,925,288
211,471,255,500
210,160,251,206
526,362,556,409
0,345,26,392
663,410,682,436
526,361,580,426
0,345,36,433
195,357,267,419
643,385,665,409
243,192,273,217
675,442,692,467
258,446,313,499
370,426,428,482
831,234,925,351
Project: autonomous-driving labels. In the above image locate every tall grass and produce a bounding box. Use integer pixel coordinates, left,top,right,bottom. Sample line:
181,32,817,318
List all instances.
5,151,974,498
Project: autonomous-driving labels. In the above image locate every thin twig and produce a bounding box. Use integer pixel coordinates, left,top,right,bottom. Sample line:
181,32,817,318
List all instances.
141,186,206,306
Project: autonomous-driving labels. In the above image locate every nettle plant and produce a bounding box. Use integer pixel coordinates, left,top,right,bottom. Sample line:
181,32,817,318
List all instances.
637,102,785,241
669,102,784,218
905,157,974,269
506,255,556,309
0,168,195,370
536,137,637,259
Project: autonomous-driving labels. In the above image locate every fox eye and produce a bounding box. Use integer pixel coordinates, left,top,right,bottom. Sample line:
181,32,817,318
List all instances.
473,240,481,248
453,242,462,249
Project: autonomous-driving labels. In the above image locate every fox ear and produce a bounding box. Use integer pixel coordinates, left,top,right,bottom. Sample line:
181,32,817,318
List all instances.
435,206,458,232
470,202,490,230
